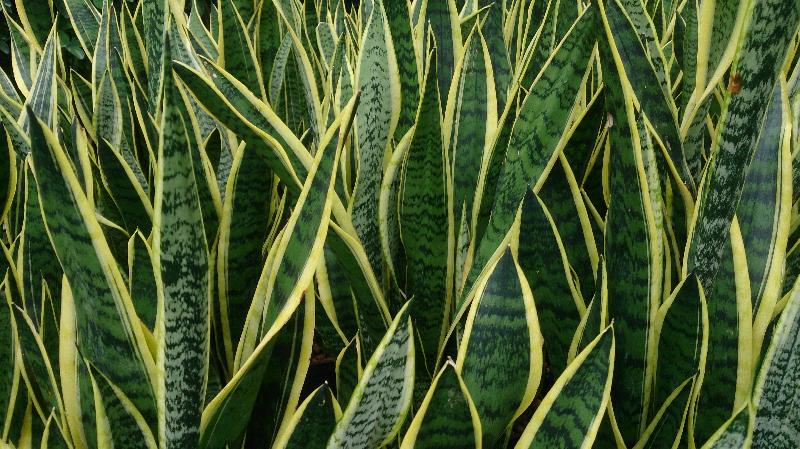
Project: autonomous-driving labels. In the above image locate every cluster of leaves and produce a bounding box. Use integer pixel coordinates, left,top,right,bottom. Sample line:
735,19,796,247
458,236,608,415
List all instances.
0,0,799,448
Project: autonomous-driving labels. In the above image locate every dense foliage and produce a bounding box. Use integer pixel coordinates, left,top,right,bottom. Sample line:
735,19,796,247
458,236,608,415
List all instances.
0,0,799,447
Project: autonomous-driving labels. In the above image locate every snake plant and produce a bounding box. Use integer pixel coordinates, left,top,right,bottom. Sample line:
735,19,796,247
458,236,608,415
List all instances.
0,0,799,448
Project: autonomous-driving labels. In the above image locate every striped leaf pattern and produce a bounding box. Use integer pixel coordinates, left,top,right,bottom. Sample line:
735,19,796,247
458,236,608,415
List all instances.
0,0,797,447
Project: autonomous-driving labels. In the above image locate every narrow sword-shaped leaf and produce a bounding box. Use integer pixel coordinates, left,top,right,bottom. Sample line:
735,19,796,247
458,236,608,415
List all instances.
686,0,800,291
352,0,400,279
273,385,342,449
219,0,266,100
199,104,343,448
700,406,751,449
384,0,419,137
634,377,694,449
400,49,450,376
142,0,168,110
514,327,614,449
750,280,800,448
518,190,584,373
399,361,482,449
598,0,662,438
153,71,211,447
28,109,158,430
326,302,414,449
462,5,595,303
651,275,706,418
458,249,543,447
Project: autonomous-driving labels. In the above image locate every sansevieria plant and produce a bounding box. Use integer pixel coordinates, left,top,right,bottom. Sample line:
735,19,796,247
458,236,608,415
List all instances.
0,0,799,447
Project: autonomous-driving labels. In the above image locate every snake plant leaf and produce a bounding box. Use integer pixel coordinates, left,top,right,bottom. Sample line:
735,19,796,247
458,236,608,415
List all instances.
425,0,460,108
540,92,606,298
700,406,751,449
199,109,341,448
695,218,752,444
274,385,341,449
518,190,583,373
652,274,706,420
450,26,494,243
400,49,450,377
458,248,543,447
750,281,800,448
0,280,12,428
738,84,791,347
88,363,158,449
514,327,614,449
634,377,694,449
463,4,595,302
476,1,510,111
13,297,62,425
15,0,54,48
598,2,663,438
21,26,58,134
399,361,482,449
28,109,159,430
153,72,211,448
5,13,35,95
686,0,800,291
335,335,362,407
326,302,414,449
257,0,282,92
352,0,399,280
21,160,61,328
570,257,608,361
201,292,313,448
602,0,689,193
142,0,168,110
128,231,157,331
384,0,419,137
121,3,148,87
217,135,273,367
173,59,305,189
219,0,266,100
247,287,316,447
63,0,101,59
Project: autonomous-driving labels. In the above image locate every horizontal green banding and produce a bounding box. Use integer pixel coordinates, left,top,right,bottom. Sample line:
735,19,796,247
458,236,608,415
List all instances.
220,0,264,99
173,61,305,188
518,192,580,373
751,287,800,448
22,162,61,328
384,0,419,137
63,0,100,58
600,15,653,440
695,234,740,443
327,305,414,449
352,0,396,281
218,143,272,358
410,364,477,449
400,53,449,376
639,379,693,449
156,77,211,448
705,407,750,449
464,5,595,300
687,0,800,291
29,110,158,429
92,368,154,448
452,31,489,225
736,88,783,312
521,330,613,448
284,386,339,449
461,249,533,447
653,275,704,411
604,0,689,192
129,233,157,330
